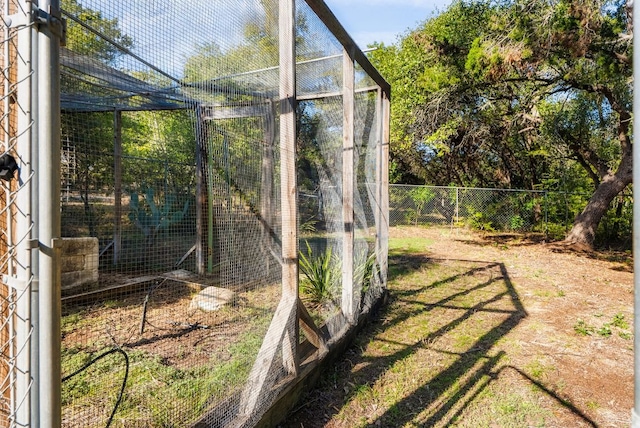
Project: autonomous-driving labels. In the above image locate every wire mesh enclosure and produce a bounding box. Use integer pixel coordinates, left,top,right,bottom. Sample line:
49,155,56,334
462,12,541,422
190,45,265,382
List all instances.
0,0,389,427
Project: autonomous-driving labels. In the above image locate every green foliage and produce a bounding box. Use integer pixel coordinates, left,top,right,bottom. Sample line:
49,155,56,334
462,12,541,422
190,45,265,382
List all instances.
612,313,628,329
63,0,133,64
408,186,436,225
299,241,340,309
573,319,595,336
371,0,631,246
574,313,631,339
355,251,377,295
128,188,190,244
509,215,525,231
467,211,495,232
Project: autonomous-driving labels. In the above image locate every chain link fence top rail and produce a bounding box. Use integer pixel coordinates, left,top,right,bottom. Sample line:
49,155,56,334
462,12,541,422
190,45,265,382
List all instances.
0,0,388,427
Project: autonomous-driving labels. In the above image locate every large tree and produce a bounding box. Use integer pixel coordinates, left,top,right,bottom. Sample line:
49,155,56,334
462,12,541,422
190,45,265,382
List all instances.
370,0,632,248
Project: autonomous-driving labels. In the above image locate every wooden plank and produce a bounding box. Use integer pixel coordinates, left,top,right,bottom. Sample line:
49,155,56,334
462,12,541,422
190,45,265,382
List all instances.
296,85,380,102
297,299,327,353
238,295,297,416
200,103,268,120
342,46,356,322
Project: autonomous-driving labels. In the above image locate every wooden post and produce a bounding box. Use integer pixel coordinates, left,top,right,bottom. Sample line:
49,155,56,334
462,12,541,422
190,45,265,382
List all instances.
375,89,382,286
277,0,299,375
195,106,205,275
113,110,122,265
239,0,298,416
342,46,356,322
380,90,390,287
261,101,275,274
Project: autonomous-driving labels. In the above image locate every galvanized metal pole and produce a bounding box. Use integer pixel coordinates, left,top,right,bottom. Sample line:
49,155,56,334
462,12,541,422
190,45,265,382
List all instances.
13,1,35,424
29,7,40,424
38,0,62,426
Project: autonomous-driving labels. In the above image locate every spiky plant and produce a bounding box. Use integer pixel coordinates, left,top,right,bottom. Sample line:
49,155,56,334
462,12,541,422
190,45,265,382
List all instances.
298,241,340,309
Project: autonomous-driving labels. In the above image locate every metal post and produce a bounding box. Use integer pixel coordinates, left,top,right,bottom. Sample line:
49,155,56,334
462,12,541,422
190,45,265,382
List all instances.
13,1,35,424
38,0,62,425
456,187,459,226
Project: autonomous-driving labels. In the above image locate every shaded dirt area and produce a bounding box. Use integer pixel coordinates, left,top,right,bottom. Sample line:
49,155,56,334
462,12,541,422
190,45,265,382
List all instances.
282,226,633,428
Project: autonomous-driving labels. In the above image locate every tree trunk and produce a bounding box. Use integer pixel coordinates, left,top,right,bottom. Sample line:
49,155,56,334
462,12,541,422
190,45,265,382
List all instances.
564,159,632,248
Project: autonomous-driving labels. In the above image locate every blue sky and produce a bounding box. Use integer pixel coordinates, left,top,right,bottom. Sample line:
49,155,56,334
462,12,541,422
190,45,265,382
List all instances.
324,0,454,49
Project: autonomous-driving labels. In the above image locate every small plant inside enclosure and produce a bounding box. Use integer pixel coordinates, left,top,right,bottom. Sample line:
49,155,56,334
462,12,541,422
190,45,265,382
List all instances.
299,240,341,310
128,188,190,245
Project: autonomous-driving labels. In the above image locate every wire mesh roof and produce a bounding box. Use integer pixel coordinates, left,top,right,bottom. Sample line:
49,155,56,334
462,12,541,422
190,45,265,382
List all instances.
61,47,190,112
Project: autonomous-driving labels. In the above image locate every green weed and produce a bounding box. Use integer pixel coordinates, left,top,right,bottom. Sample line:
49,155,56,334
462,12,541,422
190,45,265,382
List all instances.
573,319,595,336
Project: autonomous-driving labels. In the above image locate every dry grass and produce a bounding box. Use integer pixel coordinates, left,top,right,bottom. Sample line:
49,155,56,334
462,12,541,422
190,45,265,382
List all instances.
283,226,633,428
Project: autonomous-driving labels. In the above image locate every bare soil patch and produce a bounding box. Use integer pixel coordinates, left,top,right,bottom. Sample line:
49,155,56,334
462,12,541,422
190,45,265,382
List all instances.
282,226,633,428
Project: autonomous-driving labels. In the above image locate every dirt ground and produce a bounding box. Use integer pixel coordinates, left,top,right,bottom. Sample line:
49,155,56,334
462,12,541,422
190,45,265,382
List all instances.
282,226,633,428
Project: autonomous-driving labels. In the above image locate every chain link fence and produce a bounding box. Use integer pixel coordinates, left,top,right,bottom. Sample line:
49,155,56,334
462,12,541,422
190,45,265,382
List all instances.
0,0,36,425
389,184,633,242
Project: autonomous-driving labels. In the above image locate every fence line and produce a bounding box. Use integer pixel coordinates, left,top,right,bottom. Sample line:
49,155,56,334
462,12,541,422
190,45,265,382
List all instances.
389,184,632,240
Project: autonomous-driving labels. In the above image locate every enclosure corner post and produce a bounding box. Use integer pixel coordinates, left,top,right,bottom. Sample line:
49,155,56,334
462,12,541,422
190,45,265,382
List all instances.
342,45,356,323
380,89,390,289
38,0,62,425
278,0,299,367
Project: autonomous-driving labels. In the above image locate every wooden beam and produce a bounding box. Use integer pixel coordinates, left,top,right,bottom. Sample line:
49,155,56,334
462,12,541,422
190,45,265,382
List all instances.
278,0,299,365
200,103,269,120
298,299,327,353
303,0,390,94
342,46,357,323
238,296,298,415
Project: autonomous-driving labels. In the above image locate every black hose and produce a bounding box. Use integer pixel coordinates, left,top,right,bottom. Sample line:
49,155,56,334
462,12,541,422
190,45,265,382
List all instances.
62,347,130,428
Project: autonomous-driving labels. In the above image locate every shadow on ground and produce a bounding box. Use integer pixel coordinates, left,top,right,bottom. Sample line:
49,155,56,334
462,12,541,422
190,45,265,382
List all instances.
281,252,598,428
